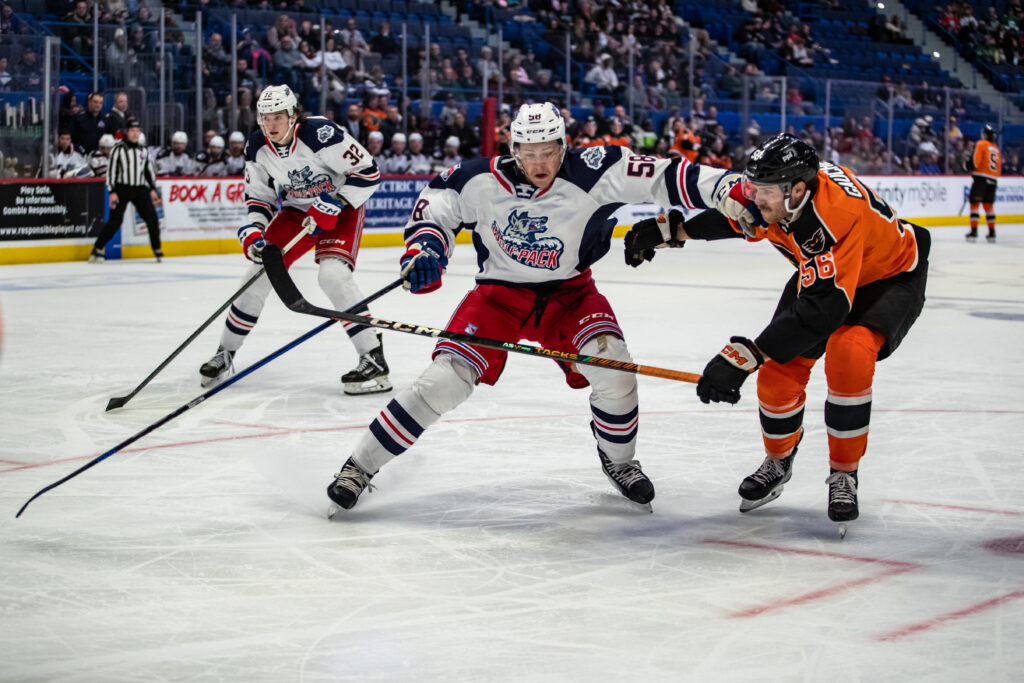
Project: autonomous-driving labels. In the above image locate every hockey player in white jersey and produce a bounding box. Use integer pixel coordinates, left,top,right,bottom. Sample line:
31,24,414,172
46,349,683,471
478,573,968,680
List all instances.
324,102,724,513
198,84,392,394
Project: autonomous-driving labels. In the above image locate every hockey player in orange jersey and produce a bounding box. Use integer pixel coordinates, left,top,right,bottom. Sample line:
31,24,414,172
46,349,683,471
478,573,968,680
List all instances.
965,124,1001,242
623,134,930,534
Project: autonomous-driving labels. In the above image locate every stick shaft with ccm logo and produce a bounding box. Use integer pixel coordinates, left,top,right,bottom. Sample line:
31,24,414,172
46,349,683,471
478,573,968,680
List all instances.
262,245,702,384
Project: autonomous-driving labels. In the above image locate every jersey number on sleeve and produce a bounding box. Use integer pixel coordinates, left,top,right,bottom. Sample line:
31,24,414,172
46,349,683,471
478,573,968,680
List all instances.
343,144,365,165
412,198,429,221
626,155,657,178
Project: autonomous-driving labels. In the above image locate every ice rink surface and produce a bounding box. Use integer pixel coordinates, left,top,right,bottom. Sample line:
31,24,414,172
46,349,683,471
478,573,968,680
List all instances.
0,226,1022,682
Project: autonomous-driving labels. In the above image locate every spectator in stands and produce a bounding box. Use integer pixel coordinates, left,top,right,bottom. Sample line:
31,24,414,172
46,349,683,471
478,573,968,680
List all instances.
343,102,364,142
233,59,262,96
585,53,620,99
266,14,298,52
46,130,87,178
458,63,481,96
361,89,387,134
602,117,631,148
441,110,479,158
1,2,26,35
72,91,106,153
104,28,133,86
370,21,399,58
477,46,502,88
438,65,466,102
430,135,462,174
339,17,370,72
573,116,602,148
786,87,807,115
63,1,94,61
624,76,650,121
918,150,941,175
406,133,432,174
0,56,11,92
884,15,911,44
717,65,743,99
225,131,246,176
236,88,256,137
58,91,81,132
127,22,150,56
201,89,227,137
13,45,42,92
366,130,385,167
272,35,304,96
104,92,130,138
379,105,403,148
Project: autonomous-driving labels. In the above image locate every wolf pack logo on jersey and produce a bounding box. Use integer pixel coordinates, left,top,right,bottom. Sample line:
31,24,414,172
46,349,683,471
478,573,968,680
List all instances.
800,227,829,255
284,165,336,198
491,209,563,270
581,145,606,170
440,163,461,182
316,124,335,144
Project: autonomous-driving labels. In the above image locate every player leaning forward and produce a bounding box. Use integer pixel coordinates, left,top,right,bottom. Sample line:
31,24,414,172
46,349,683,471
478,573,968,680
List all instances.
327,102,717,512
199,85,392,394
625,134,930,528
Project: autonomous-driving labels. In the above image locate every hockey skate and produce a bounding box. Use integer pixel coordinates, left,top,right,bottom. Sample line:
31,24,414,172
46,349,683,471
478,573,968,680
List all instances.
154,249,164,263
986,231,996,243
826,468,859,538
597,446,655,509
341,335,392,395
326,457,376,515
87,248,104,263
199,346,235,387
965,229,978,242
738,437,801,512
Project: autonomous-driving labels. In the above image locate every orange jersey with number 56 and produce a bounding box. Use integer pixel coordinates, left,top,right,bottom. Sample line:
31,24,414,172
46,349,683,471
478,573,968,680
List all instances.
739,162,924,362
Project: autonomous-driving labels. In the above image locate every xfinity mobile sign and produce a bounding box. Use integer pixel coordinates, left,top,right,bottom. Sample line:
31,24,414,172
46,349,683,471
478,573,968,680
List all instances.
863,175,1024,221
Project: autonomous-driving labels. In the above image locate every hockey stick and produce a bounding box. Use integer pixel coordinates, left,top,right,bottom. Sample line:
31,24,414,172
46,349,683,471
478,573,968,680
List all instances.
262,244,703,384
105,227,312,411
16,277,403,518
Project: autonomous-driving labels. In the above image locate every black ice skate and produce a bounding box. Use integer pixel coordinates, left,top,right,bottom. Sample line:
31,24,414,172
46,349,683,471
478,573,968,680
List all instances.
199,346,235,387
738,438,801,512
965,229,978,242
154,249,164,263
986,230,996,243
326,457,376,514
597,446,655,508
341,335,392,395
88,248,104,263
826,467,859,531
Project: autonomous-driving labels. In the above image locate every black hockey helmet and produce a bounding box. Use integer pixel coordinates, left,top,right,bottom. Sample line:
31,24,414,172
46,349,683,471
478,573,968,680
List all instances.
982,123,997,141
743,133,819,195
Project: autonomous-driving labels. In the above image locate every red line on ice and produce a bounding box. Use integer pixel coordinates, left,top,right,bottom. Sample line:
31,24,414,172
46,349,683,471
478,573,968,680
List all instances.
875,590,1024,641
884,499,1023,516
704,540,922,619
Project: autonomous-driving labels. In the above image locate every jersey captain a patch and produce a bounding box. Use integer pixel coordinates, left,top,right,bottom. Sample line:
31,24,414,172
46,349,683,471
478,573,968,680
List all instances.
491,209,563,270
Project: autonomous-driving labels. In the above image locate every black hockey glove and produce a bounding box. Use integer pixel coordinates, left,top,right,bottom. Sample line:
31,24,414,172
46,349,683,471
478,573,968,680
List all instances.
624,209,685,267
696,336,764,405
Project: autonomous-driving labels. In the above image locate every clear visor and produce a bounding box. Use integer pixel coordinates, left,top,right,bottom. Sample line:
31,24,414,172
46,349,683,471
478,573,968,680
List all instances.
741,176,786,202
513,141,563,165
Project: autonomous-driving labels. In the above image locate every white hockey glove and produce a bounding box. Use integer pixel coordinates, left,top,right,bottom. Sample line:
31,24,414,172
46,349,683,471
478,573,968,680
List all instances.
712,174,768,236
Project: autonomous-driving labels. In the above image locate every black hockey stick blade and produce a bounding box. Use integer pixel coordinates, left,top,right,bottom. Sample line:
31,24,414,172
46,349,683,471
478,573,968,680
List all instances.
262,246,703,384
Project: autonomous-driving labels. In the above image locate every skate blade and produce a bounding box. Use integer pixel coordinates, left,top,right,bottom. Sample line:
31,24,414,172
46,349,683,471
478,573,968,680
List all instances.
327,504,340,520
739,486,783,513
837,522,849,539
342,377,393,395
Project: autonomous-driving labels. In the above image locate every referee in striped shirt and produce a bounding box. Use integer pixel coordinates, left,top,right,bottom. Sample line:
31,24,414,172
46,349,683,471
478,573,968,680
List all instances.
89,117,163,262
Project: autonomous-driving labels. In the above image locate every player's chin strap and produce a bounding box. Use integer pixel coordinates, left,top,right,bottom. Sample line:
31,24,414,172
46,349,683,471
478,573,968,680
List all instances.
780,184,814,228
261,115,298,148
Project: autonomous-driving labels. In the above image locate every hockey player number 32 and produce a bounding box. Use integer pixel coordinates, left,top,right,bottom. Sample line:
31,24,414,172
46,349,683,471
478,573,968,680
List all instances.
799,252,836,288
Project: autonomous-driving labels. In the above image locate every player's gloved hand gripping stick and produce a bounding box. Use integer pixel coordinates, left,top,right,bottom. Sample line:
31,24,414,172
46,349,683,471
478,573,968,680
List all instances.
261,244,703,384
105,225,314,411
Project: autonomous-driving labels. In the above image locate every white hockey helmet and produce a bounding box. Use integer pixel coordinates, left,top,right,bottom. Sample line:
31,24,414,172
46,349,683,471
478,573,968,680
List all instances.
98,134,116,148
257,84,299,144
391,132,407,145
228,131,245,144
510,102,566,169
170,130,188,144
209,135,225,149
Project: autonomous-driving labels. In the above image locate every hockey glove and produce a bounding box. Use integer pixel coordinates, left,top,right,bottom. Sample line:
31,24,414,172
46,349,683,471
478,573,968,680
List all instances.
624,209,685,267
400,238,448,294
696,336,764,405
305,193,347,233
238,224,266,264
712,174,768,236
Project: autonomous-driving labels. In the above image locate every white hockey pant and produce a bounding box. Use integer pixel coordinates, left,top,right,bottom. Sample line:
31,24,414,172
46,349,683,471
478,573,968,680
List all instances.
577,335,639,464
352,353,478,474
218,257,377,354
